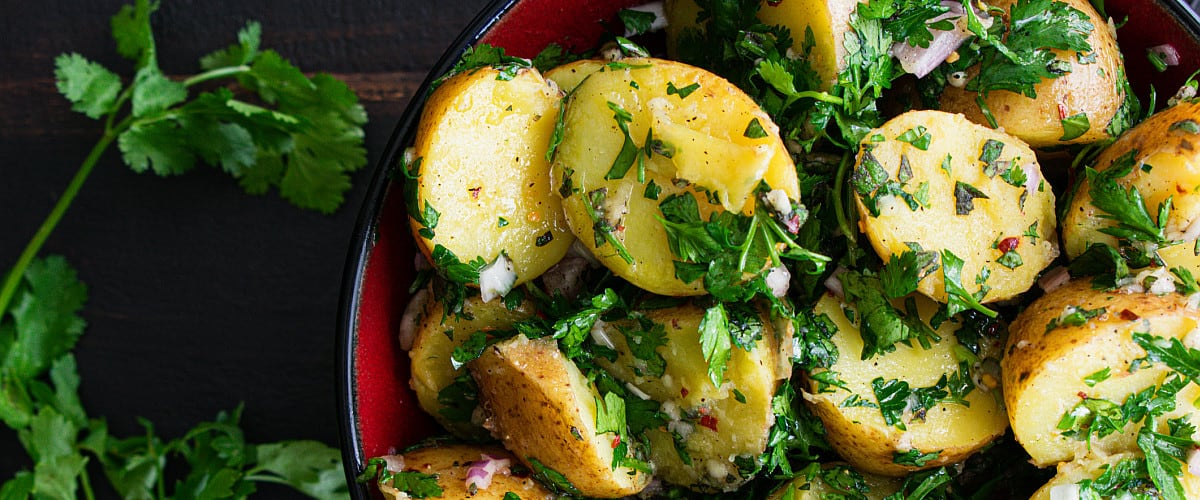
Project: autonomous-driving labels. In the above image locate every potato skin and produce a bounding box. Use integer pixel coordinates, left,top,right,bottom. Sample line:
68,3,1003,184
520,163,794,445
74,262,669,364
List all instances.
407,292,534,440
1002,278,1200,466
594,303,791,491
470,336,650,498
553,57,800,296
1062,100,1200,272
853,110,1058,303
1030,451,1200,499
766,463,902,500
375,444,555,500
803,293,1008,477
410,66,572,288
939,0,1128,148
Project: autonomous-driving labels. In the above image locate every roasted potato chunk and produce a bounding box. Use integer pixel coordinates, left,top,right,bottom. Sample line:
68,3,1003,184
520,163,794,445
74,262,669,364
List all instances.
756,0,862,88
1002,277,1200,467
406,292,533,440
409,66,573,294
803,293,1009,476
471,336,650,498
552,57,801,296
1062,100,1200,273
939,0,1130,148
853,110,1058,304
1030,451,1200,499
372,444,555,500
594,303,791,491
766,463,902,500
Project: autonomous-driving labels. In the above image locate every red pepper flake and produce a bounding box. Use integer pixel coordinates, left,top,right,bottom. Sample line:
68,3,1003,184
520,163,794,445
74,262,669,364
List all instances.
1119,309,1140,321
611,435,621,449
680,387,689,398
785,213,802,234
998,237,1019,253
469,187,482,199
1058,103,1069,120
698,414,719,432
1078,391,1089,399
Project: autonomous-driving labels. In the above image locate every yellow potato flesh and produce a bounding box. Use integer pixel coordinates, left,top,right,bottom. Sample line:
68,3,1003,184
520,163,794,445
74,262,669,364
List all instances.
1062,101,1200,274
410,66,572,286
595,303,789,491
757,0,862,88
766,464,902,500
377,444,555,500
471,336,649,498
1002,278,1200,466
939,0,1126,148
553,57,799,296
544,59,608,94
407,293,533,440
1030,451,1200,500
804,293,1008,477
854,110,1058,303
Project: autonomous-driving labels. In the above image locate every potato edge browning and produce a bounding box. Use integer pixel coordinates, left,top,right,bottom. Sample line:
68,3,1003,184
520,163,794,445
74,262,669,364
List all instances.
375,444,556,500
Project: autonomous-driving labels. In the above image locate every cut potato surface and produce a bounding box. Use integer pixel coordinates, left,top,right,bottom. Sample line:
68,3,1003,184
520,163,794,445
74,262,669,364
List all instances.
853,110,1058,304
374,444,555,500
803,293,1008,477
553,57,800,296
594,303,791,491
407,292,533,440
1062,100,1200,274
1030,451,1200,500
756,0,862,88
544,58,607,94
1002,278,1200,466
470,335,650,498
939,0,1129,148
766,463,902,500
409,66,572,291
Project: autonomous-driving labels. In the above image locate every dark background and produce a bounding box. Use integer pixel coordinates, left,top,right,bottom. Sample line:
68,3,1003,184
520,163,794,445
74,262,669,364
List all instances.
0,0,488,487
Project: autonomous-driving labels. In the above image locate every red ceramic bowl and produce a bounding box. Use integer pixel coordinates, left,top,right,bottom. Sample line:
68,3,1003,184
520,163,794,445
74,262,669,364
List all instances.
337,0,1200,497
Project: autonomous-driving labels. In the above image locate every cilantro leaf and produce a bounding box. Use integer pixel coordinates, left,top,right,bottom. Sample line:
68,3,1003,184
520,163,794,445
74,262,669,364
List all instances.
1086,156,1168,244
699,303,733,387
254,441,351,499
879,249,939,299
131,66,187,118
940,250,997,318
3,257,88,381
54,54,123,119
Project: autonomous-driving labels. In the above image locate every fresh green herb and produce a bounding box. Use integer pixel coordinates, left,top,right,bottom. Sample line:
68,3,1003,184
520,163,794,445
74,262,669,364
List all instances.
365,467,443,498
1060,112,1091,141
1057,396,1125,441
450,331,491,369
978,140,1005,178
604,101,640,180
996,250,1023,269
582,188,634,264
1133,333,1200,383
528,458,582,496
613,36,651,58
1086,152,1170,244
498,217,509,227
896,126,931,150
1045,305,1107,332
954,182,989,215
667,81,700,99
1000,163,1029,188
1024,221,1040,241
622,320,668,377
941,250,998,318
839,271,939,359
1084,367,1112,387
879,248,939,299
1170,119,1200,134
744,117,769,138
1148,48,1170,72
618,8,657,35
643,180,662,200
760,384,831,476
893,449,941,467
448,44,532,82
535,231,554,247
699,303,733,387
964,0,1094,99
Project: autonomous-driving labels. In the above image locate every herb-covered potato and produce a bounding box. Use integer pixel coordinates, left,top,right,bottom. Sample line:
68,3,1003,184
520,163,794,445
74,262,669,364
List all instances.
552,57,801,296
544,58,607,94
852,110,1058,305
802,293,1009,477
408,65,573,295
1029,451,1200,499
1001,278,1200,467
371,444,555,500
755,0,862,88
594,302,792,491
470,335,651,497
938,0,1131,148
766,463,902,500
406,292,533,440
1061,100,1200,273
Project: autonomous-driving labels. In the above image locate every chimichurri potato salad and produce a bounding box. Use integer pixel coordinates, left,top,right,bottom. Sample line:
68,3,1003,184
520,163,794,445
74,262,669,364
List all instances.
358,0,1200,498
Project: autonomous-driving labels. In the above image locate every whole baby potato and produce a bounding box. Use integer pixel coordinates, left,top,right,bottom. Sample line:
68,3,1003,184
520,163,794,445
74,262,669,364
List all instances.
408,66,573,294
373,444,555,500
766,463,902,499
552,57,800,296
1002,278,1200,466
1062,100,1200,273
803,293,1009,477
939,0,1130,148
853,110,1058,304
1030,451,1200,499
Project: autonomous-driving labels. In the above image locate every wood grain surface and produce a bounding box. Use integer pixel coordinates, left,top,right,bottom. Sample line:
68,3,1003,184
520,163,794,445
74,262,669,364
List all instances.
0,0,490,488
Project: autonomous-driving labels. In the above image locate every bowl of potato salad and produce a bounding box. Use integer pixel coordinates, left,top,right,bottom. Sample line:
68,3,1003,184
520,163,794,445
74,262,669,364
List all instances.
339,0,1200,498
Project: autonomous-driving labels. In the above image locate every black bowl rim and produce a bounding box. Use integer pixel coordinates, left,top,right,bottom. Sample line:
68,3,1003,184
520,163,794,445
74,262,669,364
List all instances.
335,0,519,496
335,0,1200,498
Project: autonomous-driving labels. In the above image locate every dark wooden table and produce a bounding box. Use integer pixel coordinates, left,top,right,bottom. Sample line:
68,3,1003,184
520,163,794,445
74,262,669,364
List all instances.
0,0,490,488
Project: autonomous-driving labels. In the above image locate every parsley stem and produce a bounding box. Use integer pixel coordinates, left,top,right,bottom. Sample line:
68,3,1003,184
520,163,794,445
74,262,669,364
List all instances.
737,214,759,272
831,151,857,254
793,90,844,106
79,465,96,500
182,64,251,87
0,131,117,317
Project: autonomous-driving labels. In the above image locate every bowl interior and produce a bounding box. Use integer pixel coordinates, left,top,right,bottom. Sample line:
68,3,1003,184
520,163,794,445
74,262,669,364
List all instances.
339,0,1200,497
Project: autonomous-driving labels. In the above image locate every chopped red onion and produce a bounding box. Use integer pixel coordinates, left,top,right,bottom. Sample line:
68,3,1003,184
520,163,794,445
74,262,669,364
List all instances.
824,266,849,299
765,266,791,298
1150,44,1181,67
1038,267,1071,294
1022,162,1041,192
465,453,512,491
892,1,985,78
1189,447,1200,475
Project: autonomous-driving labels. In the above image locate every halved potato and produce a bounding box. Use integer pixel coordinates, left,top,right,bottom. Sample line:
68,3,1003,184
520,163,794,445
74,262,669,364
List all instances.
766,463,902,500
373,444,555,500
406,291,533,440
409,66,573,291
594,303,792,491
1002,277,1200,466
803,293,1009,477
553,57,800,296
756,0,862,88
853,110,1058,303
470,336,650,498
544,58,608,94
939,0,1129,148
1031,451,1200,499
1062,100,1200,273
